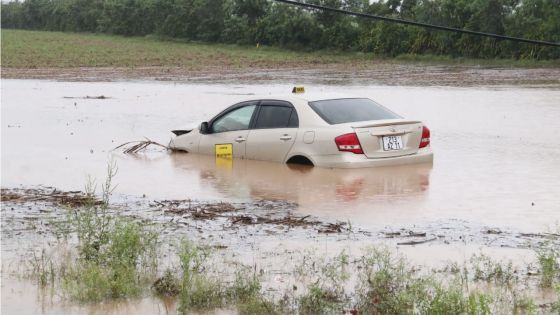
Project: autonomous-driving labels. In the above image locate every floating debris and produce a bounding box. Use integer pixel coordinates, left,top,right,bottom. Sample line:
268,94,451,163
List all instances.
0,188,102,207
383,230,427,238
384,231,402,238
232,215,254,224
397,237,437,246
114,139,170,154
149,198,349,233
63,95,110,99
318,222,349,233
404,231,427,237
484,228,503,235
518,232,560,240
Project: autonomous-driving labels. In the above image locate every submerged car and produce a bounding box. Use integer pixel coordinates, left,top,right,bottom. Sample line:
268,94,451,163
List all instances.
169,90,433,168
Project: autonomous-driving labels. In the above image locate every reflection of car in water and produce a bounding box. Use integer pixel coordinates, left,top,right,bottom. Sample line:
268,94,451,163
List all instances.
169,89,433,168
169,154,431,217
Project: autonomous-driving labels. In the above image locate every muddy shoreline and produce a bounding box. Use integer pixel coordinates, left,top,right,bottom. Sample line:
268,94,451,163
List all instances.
3,187,558,252
3,64,560,86
2,186,559,314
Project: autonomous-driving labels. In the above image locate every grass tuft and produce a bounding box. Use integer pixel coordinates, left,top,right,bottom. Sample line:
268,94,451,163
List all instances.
469,253,517,285
28,161,159,302
297,250,350,314
29,249,56,287
536,243,560,288
177,241,223,312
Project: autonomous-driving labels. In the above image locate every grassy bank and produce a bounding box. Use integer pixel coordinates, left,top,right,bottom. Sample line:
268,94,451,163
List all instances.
2,29,559,70
27,232,560,314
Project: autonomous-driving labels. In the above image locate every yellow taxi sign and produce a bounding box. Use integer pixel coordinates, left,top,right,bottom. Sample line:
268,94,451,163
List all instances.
215,143,233,169
292,86,305,94
215,144,233,160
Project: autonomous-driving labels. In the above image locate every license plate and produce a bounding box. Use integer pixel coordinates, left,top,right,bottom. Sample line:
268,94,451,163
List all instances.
382,135,403,151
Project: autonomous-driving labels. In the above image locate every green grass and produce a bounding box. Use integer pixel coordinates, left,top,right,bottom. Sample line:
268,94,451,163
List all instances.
36,162,160,302
2,29,559,69
536,243,560,288
27,233,560,314
0,29,373,69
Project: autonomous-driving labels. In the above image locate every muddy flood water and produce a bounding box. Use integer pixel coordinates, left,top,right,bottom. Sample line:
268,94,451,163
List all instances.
2,79,560,314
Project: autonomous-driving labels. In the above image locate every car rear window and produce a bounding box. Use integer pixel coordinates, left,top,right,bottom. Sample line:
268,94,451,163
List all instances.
308,98,400,125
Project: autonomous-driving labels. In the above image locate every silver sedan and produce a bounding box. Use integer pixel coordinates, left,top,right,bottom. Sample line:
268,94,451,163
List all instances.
169,92,433,168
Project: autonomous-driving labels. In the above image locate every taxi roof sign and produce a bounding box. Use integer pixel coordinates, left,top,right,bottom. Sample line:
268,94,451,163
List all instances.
292,86,305,94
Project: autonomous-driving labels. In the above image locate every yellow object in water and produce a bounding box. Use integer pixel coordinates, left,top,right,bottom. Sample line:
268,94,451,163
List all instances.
215,143,233,169
216,157,233,169
215,143,233,159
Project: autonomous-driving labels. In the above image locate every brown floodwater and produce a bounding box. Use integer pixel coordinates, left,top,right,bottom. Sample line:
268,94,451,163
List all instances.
2,80,559,231
2,79,560,314
0,276,178,315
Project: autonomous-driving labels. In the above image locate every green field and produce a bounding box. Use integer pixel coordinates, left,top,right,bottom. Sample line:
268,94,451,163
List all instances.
2,29,558,70
1,29,375,69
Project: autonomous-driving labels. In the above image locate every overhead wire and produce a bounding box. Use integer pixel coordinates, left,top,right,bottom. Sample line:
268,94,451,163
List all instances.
272,0,560,47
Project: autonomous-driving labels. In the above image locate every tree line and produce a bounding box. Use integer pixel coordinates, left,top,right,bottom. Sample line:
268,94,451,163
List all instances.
2,0,559,59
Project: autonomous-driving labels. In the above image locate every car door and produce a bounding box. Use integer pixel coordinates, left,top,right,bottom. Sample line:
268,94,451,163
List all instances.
198,103,257,159
245,100,299,162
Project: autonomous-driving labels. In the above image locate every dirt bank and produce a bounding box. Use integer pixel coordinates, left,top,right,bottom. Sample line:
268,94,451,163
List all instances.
3,64,560,86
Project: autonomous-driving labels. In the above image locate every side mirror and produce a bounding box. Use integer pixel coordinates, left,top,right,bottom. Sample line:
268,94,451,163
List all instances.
199,122,209,134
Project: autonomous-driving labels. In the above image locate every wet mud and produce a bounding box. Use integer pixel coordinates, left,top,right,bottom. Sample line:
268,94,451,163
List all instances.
2,187,557,254
3,64,560,86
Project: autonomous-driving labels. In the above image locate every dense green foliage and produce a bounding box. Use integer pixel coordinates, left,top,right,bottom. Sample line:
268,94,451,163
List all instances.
2,0,559,59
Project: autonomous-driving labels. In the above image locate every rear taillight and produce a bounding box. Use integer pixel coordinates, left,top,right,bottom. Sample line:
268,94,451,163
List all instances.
335,133,363,154
419,126,430,148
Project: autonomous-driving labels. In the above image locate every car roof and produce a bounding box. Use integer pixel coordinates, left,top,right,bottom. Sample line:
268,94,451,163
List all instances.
246,92,364,103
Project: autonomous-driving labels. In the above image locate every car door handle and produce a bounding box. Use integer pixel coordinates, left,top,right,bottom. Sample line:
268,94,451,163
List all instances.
234,137,246,143
280,135,292,141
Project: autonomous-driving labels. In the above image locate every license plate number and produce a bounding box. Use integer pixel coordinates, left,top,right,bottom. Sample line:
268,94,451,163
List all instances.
382,135,403,151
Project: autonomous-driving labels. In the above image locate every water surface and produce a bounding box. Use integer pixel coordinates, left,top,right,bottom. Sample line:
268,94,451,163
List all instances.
3,80,559,231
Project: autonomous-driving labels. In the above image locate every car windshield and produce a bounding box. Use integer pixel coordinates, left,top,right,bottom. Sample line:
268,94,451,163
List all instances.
308,98,400,124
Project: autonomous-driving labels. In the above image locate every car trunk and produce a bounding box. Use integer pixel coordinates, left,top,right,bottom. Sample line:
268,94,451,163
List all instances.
352,119,423,158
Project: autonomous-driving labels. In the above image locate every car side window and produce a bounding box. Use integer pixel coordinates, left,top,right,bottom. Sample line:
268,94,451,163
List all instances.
288,109,299,127
211,105,256,133
254,104,299,129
